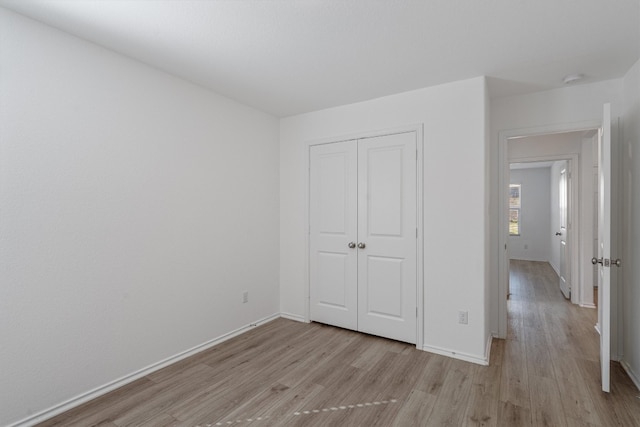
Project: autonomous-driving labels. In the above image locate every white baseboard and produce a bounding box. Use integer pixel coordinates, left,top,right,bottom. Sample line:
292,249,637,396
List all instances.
620,360,640,392
509,256,549,263
280,312,307,323
422,343,489,366
549,261,560,276
579,303,597,309
8,313,280,427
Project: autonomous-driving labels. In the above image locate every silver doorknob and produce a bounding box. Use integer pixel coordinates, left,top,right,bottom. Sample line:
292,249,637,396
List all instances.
592,257,603,265
357,242,366,249
612,258,621,267
348,242,356,249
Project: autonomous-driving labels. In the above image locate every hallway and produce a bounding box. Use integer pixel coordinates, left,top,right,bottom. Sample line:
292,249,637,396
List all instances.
504,260,640,425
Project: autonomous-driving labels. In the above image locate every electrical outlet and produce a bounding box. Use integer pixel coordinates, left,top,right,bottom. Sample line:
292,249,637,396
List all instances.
458,310,468,325
243,291,249,304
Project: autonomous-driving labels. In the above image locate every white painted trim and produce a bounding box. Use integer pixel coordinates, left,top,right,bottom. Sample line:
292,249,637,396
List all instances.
549,259,561,277
303,141,312,324
416,125,425,351
498,132,509,339
497,120,601,339
579,303,597,309
305,124,425,349
280,312,308,323
485,334,493,364
620,360,640,392
304,124,425,148
422,344,489,366
7,313,280,427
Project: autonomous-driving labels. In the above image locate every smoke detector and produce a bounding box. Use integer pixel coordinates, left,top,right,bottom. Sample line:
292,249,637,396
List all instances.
562,73,585,85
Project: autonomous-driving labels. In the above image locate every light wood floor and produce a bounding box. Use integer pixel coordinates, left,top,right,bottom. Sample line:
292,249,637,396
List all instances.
38,260,640,426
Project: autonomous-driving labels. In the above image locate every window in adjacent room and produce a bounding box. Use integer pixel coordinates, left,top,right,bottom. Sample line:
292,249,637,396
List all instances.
509,184,521,236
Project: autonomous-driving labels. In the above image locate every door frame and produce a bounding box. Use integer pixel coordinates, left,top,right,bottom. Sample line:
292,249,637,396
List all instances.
497,120,600,339
304,124,424,350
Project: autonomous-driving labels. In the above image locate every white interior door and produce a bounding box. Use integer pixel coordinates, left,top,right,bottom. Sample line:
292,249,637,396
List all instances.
309,141,358,330
596,103,612,393
357,132,417,344
558,165,571,299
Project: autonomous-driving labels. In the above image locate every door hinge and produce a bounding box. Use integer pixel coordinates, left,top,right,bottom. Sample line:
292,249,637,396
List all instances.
416,228,418,238
416,307,418,317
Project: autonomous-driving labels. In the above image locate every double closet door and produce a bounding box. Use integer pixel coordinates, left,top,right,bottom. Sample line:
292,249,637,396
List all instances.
309,131,417,344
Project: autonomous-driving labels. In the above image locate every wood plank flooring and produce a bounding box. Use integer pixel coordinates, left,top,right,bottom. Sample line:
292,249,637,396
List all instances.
38,260,640,426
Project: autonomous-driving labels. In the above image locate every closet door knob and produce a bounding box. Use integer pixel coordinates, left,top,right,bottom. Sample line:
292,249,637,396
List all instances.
348,242,356,249
357,242,366,249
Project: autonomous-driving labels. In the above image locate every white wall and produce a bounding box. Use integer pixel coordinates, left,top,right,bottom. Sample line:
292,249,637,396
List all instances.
622,58,640,389
508,167,551,262
0,9,280,426
280,77,490,363
490,79,623,335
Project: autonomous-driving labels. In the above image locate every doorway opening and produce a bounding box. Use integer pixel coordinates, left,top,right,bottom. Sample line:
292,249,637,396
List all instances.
506,157,588,303
498,122,602,340
504,130,598,308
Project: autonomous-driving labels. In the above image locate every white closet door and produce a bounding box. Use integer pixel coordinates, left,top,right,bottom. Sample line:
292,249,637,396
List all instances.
309,141,358,330
357,132,417,344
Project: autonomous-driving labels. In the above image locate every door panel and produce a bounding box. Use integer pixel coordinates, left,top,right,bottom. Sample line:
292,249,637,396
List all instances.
309,141,358,330
559,239,568,294
597,103,612,392
365,256,404,319
357,132,417,344
316,252,350,309
318,154,349,233
367,147,403,236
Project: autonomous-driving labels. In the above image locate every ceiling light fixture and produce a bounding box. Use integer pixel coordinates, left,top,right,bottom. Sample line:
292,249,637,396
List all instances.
562,73,585,85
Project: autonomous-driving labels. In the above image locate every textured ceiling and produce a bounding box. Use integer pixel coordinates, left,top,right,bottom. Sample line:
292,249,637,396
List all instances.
1,0,638,116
